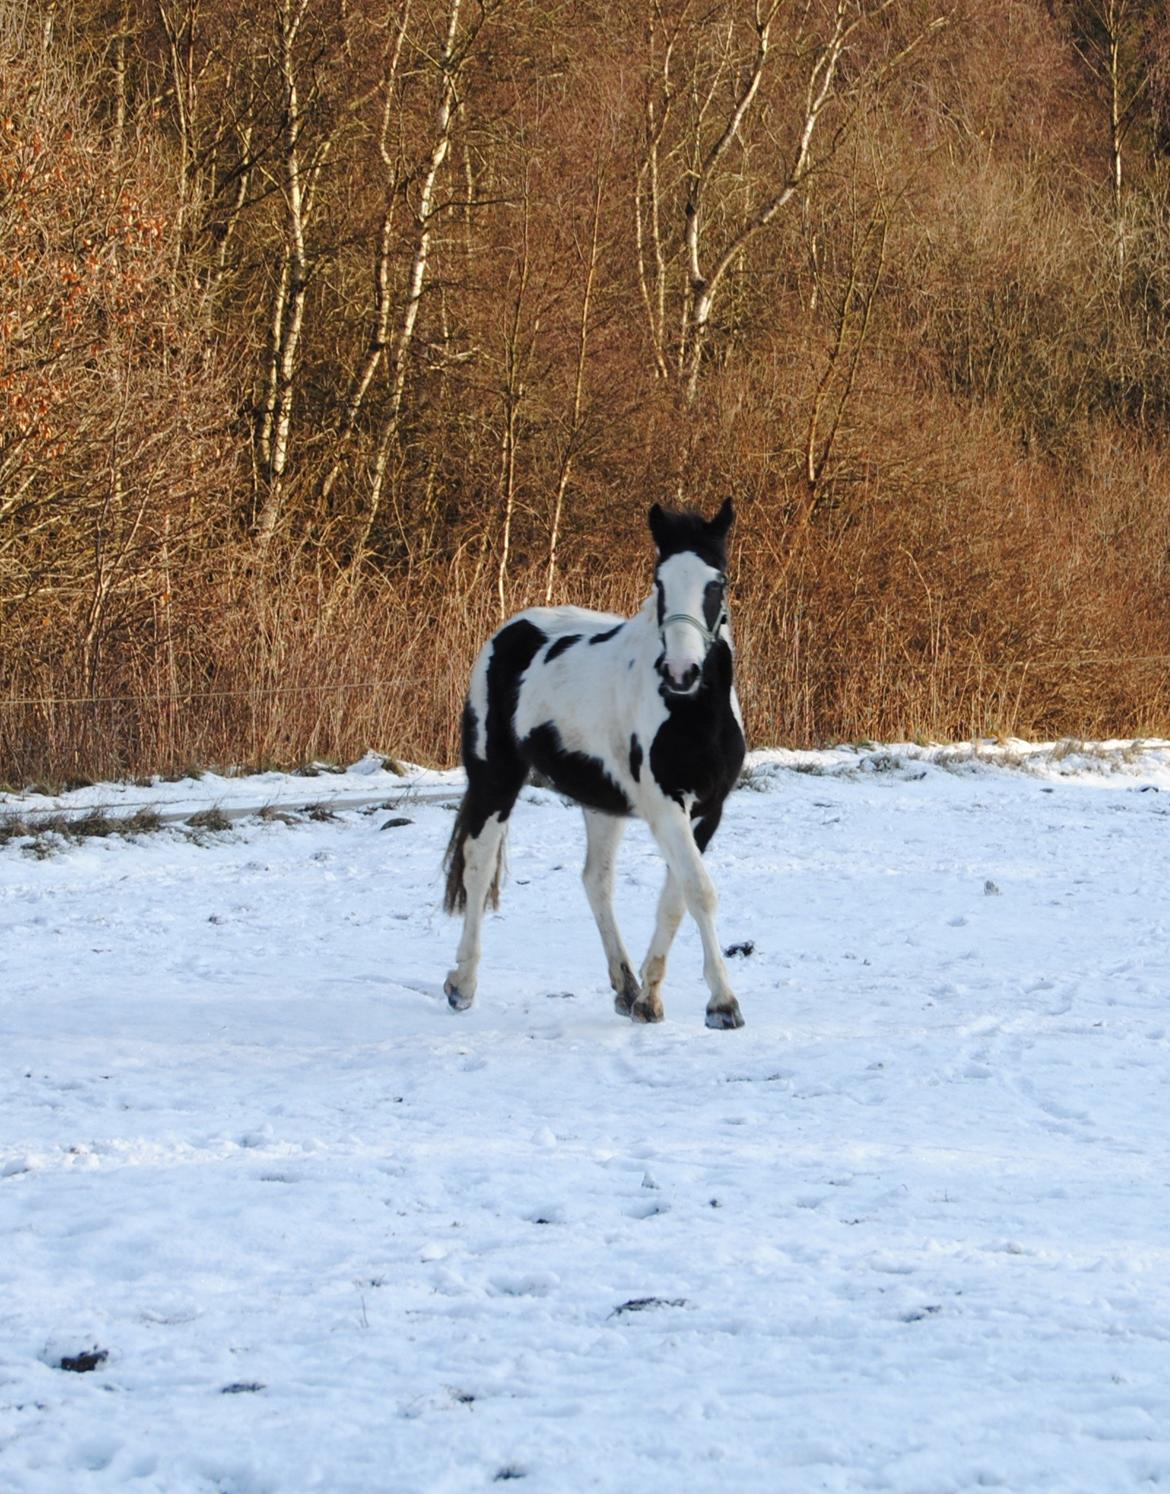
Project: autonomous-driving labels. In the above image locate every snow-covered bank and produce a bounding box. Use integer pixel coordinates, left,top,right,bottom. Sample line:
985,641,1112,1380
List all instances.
6,735,1170,828
2,746,1168,1491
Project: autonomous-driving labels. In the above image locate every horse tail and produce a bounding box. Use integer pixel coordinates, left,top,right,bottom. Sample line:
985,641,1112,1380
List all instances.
442,796,506,914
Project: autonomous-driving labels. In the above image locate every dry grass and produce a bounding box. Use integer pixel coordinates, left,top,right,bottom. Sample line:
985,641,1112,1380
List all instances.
7,417,1170,789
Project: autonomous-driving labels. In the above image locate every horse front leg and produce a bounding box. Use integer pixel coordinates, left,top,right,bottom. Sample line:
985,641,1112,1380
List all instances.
581,810,641,1015
633,869,685,1023
645,804,743,1030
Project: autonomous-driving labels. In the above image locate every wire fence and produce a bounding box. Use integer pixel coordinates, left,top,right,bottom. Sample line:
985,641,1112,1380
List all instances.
2,655,1170,714
0,679,411,709
0,779,461,827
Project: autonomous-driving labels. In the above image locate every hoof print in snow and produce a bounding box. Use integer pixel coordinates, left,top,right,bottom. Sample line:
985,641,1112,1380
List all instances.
901,1305,942,1323
983,879,1001,896
544,990,575,1000
723,940,755,958
59,1347,108,1374
493,1468,526,1482
221,1381,265,1395
611,1296,688,1317
380,816,413,830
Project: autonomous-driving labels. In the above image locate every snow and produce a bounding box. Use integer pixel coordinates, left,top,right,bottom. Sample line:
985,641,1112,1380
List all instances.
0,750,461,825
1,742,1169,1492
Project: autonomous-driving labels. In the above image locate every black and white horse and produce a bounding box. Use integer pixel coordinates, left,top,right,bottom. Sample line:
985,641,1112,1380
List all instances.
443,499,747,1028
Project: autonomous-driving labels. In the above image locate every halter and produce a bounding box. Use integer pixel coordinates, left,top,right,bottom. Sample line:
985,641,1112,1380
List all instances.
659,606,727,650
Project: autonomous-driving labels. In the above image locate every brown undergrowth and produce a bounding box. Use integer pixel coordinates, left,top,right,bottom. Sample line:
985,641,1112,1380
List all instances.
6,409,1170,790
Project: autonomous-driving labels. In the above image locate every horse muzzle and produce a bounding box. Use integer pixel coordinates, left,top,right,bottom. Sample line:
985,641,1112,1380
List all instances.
657,659,702,697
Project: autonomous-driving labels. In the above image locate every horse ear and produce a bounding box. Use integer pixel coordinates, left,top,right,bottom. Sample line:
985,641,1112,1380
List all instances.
648,503,669,553
710,497,734,537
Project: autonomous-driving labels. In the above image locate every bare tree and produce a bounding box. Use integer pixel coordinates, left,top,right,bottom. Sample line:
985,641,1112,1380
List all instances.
1057,0,1158,285
546,165,604,601
253,0,379,547
361,0,496,558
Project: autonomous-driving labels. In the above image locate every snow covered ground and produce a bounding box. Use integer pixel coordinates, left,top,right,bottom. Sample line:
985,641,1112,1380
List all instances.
1,742,1168,1493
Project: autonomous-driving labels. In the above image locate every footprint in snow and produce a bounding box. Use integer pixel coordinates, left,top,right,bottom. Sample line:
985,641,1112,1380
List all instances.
488,1272,559,1297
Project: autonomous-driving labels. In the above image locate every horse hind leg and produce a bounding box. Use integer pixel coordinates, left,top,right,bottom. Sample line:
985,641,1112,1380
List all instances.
581,810,641,1016
443,802,509,1011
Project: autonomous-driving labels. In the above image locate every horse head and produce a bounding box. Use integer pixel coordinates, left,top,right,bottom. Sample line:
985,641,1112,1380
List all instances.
648,498,734,697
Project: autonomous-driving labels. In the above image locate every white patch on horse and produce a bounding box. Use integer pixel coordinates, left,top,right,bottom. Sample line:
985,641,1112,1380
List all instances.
467,657,490,761
655,551,725,693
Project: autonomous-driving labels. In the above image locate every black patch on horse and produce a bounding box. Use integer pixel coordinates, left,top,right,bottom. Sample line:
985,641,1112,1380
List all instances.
589,625,622,645
702,578,726,630
693,804,723,853
522,722,633,818
545,633,581,662
629,734,643,783
462,618,546,839
648,638,744,816
443,619,547,913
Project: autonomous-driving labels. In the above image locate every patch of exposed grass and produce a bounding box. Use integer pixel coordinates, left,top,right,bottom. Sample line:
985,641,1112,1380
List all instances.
187,807,231,832
258,805,302,826
73,810,118,839
297,760,345,778
122,808,163,835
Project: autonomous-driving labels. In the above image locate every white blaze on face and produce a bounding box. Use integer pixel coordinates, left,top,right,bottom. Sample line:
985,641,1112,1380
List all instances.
656,551,723,691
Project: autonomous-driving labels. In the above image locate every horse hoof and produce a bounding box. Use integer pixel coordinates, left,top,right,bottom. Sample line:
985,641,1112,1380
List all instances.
445,978,473,1012
631,999,664,1024
613,964,642,1017
705,1001,744,1030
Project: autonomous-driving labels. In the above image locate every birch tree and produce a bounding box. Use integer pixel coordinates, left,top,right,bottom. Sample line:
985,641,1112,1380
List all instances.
1057,0,1158,286
253,0,378,547
360,0,498,557
635,0,945,405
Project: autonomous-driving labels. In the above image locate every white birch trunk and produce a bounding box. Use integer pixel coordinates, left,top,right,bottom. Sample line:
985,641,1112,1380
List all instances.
364,0,464,554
